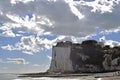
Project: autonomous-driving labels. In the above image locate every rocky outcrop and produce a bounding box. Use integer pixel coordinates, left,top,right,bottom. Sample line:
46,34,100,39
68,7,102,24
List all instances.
48,40,120,73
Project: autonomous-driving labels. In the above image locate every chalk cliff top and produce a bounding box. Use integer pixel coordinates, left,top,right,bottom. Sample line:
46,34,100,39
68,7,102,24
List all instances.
54,41,73,47
55,40,100,47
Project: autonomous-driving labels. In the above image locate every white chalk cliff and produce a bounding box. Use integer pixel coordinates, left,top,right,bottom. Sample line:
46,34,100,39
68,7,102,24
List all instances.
48,41,74,73
48,40,120,73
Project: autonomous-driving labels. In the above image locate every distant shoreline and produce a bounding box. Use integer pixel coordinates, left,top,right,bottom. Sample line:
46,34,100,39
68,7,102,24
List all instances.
19,73,90,77
18,71,120,79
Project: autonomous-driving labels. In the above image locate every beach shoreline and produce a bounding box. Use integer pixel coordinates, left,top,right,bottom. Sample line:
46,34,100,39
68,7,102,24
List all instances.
18,71,120,80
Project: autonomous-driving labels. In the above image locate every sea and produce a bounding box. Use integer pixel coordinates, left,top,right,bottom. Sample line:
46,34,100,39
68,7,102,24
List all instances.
0,73,103,80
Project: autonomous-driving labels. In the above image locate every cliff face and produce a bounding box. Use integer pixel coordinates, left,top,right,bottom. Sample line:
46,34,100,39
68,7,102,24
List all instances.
70,40,104,72
48,40,120,73
49,47,73,73
48,41,74,73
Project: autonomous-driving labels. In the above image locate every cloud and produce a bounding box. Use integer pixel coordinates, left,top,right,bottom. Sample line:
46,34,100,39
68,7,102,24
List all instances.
15,35,54,54
47,55,52,60
99,36,120,47
0,0,120,37
100,27,120,35
1,34,92,54
1,35,55,54
32,64,41,67
83,0,119,13
1,44,15,51
34,0,120,37
0,13,54,37
65,0,85,19
10,0,35,4
5,14,41,35
6,58,29,65
1,30,16,37
0,0,120,54
0,58,29,65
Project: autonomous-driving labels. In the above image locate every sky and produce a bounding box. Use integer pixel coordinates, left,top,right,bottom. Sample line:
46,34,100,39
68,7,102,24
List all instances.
0,0,120,73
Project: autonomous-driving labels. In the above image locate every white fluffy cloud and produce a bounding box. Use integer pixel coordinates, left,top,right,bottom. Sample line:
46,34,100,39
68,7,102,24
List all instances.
1,35,89,54
1,30,16,37
0,0,120,54
1,44,15,51
100,27,120,35
34,0,120,36
99,36,120,47
1,35,63,54
0,0,120,37
65,0,85,19
11,0,35,4
83,0,120,13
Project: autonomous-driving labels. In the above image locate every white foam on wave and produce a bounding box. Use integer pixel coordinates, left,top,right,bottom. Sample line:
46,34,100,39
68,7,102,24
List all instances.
14,77,81,80
14,76,97,80
32,77,80,80
97,78,102,80
14,77,32,80
14,79,23,80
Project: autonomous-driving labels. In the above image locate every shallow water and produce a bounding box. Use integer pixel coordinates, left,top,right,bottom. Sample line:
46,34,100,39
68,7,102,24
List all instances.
0,74,17,80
